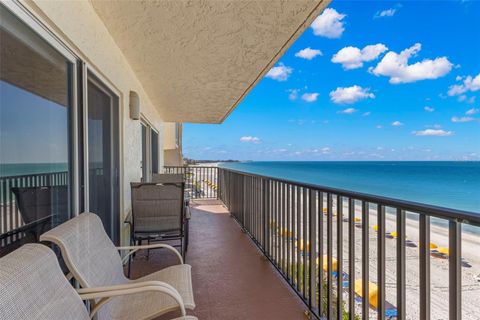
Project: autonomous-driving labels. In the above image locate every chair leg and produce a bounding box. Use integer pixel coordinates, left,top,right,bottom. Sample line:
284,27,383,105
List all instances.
185,220,189,252
181,237,185,262
147,238,150,261
127,254,132,278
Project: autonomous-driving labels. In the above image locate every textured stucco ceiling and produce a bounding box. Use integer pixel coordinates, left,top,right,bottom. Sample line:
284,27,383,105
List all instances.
91,0,329,123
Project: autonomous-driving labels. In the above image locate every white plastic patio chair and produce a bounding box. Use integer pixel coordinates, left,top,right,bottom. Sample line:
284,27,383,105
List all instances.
0,244,196,320
40,212,195,319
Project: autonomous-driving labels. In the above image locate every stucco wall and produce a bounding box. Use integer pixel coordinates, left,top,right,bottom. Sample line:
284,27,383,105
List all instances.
164,122,181,150
164,149,183,167
22,0,165,244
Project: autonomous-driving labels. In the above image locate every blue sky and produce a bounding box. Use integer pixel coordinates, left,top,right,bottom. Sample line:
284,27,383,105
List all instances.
184,1,480,161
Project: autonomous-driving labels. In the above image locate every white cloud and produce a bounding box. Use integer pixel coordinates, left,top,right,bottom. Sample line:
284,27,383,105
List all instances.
363,112,371,116
370,43,453,84
311,8,346,39
447,72,480,96
466,108,479,115
376,125,383,129
240,136,261,143
451,116,474,123
321,147,331,154
413,129,454,136
375,8,397,18
265,63,292,81
392,121,403,126
331,44,388,69
288,89,299,100
329,85,375,104
301,92,319,102
424,106,434,112
295,47,323,60
337,108,357,114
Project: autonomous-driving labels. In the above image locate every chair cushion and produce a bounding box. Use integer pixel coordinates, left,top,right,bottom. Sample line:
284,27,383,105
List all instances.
134,264,195,310
0,244,89,320
97,264,195,320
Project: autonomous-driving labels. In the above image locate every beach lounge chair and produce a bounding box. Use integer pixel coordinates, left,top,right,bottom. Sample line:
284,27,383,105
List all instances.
130,181,187,259
0,243,196,320
39,213,195,318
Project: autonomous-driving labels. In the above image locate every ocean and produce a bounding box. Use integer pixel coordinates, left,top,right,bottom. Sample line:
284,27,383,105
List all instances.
220,161,480,214
0,163,68,177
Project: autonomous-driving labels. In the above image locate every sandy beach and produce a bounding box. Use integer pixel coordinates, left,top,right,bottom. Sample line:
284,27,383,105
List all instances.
353,204,479,320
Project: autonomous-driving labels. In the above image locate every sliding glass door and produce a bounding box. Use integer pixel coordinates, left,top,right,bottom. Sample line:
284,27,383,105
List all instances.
86,75,119,244
140,122,159,181
0,4,76,255
141,123,147,181
151,129,159,174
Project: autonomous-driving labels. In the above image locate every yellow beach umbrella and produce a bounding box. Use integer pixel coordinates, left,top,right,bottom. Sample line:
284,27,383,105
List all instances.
438,247,449,255
316,255,338,272
389,231,398,238
280,228,293,238
296,239,310,252
354,280,379,309
354,217,361,223
372,225,378,232
418,242,438,249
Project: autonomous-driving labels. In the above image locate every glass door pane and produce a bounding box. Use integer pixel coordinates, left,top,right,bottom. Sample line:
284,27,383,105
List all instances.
0,5,73,256
87,76,119,244
151,130,159,174
141,123,147,181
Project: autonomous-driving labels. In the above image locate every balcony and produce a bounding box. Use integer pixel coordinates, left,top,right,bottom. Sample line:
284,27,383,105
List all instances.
130,199,307,320
2,166,480,319
169,166,479,320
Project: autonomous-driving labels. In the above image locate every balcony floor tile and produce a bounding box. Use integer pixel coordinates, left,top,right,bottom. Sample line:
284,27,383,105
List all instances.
128,200,307,320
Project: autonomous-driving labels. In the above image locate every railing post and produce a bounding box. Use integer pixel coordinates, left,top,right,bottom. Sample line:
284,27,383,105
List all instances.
377,204,386,320
419,214,431,320
449,220,461,320
397,209,406,320
309,189,317,311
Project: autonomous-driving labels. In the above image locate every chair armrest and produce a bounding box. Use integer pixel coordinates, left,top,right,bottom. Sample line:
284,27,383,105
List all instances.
78,281,185,318
117,243,183,264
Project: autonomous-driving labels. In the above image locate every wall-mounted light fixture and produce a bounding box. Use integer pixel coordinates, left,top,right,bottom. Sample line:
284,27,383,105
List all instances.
129,90,140,120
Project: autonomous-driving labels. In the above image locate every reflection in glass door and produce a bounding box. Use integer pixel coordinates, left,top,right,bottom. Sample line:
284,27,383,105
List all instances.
87,75,119,244
0,4,75,256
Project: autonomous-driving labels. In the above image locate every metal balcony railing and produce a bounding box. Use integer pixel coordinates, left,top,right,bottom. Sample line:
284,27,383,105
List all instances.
164,166,218,199
217,167,480,320
0,171,68,252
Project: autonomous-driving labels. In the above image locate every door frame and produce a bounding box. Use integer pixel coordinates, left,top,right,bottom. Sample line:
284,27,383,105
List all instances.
82,65,122,244
140,116,159,182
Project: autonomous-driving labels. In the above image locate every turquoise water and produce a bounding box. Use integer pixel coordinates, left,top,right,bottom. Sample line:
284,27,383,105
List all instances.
220,161,480,214
0,163,68,177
